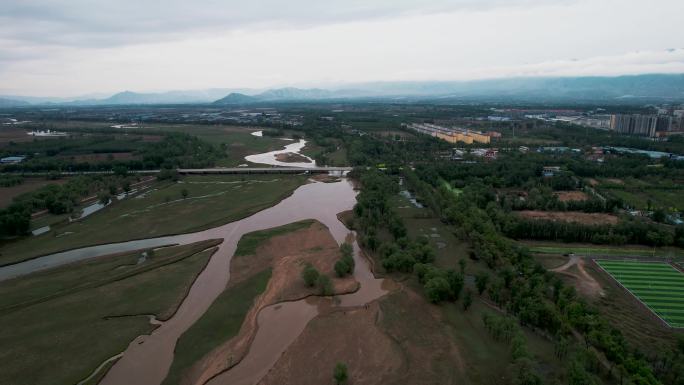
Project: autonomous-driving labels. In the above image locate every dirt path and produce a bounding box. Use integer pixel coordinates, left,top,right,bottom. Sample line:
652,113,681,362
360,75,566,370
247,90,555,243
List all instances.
551,255,604,298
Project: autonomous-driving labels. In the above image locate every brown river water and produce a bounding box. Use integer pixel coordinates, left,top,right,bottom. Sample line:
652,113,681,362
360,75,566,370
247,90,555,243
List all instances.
75,179,390,385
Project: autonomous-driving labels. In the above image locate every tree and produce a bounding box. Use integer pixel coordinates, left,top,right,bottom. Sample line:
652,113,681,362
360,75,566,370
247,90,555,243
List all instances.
317,274,334,296
458,258,467,274
122,180,131,194
340,243,353,258
425,277,451,303
181,188,189,199
98,192,111,205
333,362,348,385
463,289,473,311
301,263,319,287
475,272,490,295
446,269,464,300
334,259,351,277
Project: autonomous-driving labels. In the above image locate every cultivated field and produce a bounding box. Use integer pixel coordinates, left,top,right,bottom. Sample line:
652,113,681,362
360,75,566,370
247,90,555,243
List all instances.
596,260,684,328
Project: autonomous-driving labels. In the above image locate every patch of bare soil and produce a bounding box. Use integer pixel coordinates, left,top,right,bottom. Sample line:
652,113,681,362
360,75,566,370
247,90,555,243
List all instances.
376,288,465,384
587,178,599,186
183,221,358,385
274,152,310,163
517,210,618,225
605,178,624,185
259,286,463,385
554,191,589,202
551,255,604,298
336,210,355,230
258,301,402,385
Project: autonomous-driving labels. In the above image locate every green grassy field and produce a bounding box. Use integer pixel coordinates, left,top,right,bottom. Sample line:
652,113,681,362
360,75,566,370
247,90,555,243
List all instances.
0,174,307,266
600,187,684,211
596,260,684,328
0,240,219,385
234,220,314,257
162,268,271,385
525,242,684,259
132,123,298,166
390,194,470,270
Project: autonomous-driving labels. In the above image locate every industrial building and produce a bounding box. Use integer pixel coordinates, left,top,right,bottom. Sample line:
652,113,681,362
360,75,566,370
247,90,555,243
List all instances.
406,123,491,144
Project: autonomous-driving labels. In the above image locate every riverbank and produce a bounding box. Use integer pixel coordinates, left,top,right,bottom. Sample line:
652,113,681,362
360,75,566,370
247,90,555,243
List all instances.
0,174,307,266
0,240,221,385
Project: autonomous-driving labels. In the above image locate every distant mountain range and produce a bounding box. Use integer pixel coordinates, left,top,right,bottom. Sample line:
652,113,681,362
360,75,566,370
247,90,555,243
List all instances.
3,74,684,107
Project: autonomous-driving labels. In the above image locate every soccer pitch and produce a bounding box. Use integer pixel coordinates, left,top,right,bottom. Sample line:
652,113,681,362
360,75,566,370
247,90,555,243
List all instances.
596,260,684,328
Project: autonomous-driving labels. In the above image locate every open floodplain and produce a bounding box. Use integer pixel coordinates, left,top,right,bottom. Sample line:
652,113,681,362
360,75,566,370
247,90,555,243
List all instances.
596,260,684,328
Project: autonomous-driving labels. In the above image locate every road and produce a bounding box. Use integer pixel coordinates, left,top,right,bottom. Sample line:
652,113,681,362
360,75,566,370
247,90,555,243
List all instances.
1,167,353,176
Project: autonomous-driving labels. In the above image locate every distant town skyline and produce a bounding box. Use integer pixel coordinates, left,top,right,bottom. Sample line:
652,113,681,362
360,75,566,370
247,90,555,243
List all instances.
1,0,683,97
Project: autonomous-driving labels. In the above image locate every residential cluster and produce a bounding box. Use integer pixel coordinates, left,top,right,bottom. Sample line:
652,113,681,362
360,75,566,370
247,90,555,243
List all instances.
609,109,684,138
406,123,492,144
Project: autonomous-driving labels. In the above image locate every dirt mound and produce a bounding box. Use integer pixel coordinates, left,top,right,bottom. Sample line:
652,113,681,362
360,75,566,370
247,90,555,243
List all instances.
517,210,618,225
184,221,358,385
554,191,589,202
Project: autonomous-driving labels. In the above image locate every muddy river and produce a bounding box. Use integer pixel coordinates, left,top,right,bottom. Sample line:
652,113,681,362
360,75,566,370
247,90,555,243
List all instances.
0,179,388,385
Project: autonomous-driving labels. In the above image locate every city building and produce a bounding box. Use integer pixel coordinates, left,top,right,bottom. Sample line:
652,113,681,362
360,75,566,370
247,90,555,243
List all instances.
610,114,658,137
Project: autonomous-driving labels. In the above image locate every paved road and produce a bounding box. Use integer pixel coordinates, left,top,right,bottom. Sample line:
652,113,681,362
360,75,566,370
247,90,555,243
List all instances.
1,167,353,176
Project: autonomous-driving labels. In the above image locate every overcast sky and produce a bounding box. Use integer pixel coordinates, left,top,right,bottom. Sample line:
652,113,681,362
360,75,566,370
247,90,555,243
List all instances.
1,0,683,97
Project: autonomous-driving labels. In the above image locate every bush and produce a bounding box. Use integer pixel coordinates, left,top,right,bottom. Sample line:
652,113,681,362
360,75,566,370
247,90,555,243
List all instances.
317,274,334,296
425,277,451,303
334,259,352,277
333,362,348,385
301,263,319,287
334,243,355,277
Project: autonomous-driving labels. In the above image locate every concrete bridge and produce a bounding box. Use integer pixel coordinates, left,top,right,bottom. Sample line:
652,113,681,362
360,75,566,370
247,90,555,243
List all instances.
4,167,353,177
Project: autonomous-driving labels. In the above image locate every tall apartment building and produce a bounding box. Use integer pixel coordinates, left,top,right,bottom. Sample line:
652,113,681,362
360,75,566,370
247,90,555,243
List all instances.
610,114,658,137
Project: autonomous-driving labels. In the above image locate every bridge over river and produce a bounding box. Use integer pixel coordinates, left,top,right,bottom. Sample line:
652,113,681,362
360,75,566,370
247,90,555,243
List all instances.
2,167,353,176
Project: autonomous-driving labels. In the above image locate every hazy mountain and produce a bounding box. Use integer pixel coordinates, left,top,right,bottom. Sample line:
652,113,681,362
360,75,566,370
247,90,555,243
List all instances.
211,74,684,104
4,74,684,107
0,97,30,107
99,89,257,105
213,93,258,105
349,74,684,101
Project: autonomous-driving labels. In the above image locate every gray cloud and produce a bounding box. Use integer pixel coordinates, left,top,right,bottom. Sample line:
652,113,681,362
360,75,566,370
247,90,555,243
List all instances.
0,0,568,48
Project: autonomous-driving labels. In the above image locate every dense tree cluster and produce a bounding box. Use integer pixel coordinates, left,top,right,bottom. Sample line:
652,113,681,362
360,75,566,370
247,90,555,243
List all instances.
0,175,136,237
1,133,225,172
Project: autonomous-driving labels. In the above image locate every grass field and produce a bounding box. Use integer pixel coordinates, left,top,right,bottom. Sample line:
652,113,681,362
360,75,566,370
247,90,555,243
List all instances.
0,174,307,266
124,123,294,166
526,243,684,259
0,240,219,385
596,260,684,328
389,194,469,270
606,189,684,211
162,268,272,385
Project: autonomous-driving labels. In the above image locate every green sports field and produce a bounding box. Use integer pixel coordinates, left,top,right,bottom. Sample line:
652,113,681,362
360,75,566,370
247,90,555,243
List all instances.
596,260,684,328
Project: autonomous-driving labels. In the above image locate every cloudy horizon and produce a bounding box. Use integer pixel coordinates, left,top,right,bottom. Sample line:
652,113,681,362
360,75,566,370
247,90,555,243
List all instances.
2,0,683,97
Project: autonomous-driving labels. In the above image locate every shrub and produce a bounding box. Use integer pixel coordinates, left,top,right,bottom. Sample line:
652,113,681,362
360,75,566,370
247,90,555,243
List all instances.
301,263,319,287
